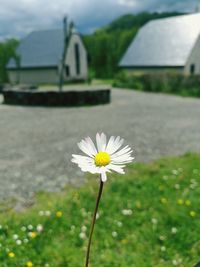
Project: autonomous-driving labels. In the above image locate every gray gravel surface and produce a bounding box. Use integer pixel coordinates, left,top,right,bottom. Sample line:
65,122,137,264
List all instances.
0,88,200,202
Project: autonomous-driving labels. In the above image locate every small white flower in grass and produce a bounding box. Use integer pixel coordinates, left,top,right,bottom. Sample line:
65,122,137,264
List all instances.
81,208,87,217
45,210,51,216
190,183,197,190
38,210,44,216
23,238,29,244
178,258,182,263
172,170,179,175
81,225,87,232
171,227,178,234
21,226,26,232
151,218,158,225
161,246,166,252
70,225,76,231
72,133,134,182
159,235,166,241
122,209,133,216
13,234,18,240
116,221,123,227
174,184,180,190
28,225,33,230
16,240,22,245
172,259,178,266
36,224,43,232
79,232,86,240
162,175,168,181
112,231,118,238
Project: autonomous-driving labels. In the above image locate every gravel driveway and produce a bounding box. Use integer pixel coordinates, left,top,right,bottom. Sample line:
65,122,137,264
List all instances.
0,88,200,202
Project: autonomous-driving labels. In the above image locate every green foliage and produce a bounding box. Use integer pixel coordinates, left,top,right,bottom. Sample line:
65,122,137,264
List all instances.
105,12,183,32
83,12,184,78
114,72,200,98
0,153,200,266
0,39,19,83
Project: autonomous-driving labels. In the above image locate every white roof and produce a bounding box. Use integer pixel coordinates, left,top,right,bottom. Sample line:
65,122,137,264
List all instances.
119,13,200,67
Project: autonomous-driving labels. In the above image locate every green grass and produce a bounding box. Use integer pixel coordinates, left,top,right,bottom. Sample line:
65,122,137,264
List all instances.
0,153,200,266
38,79,113,91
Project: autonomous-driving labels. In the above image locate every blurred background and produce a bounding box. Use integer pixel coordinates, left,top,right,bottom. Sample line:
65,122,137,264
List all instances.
0,0,200,266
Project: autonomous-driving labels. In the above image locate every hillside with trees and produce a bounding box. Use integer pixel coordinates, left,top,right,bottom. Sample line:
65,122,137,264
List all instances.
83,12,183,78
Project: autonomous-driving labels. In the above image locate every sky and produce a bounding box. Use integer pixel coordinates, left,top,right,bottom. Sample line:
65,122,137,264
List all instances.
0,0,200,40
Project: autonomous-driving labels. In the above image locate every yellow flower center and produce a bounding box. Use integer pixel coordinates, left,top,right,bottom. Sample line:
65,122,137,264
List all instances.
95,152,110,166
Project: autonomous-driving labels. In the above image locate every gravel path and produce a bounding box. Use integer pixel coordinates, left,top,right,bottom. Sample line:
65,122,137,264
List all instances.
0,89,200,202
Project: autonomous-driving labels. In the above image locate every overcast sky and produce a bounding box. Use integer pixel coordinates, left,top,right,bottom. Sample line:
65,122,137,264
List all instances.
0,0,200,40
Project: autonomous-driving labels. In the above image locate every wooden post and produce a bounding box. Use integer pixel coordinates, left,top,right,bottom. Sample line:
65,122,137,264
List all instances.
15,54,21,85
59,16,69,92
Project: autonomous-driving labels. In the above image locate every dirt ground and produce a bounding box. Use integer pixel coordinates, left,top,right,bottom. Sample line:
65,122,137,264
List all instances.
0,88,200,202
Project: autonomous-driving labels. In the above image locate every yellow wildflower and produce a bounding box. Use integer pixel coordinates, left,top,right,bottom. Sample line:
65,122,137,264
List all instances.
190,211,196,217
30,232,37,239
185,200,191,206
161,198,167,204
8,252,15,258
177,199,184,205
56,211,63,218
135,201,141,209
121,239,128,244
27,261,33,267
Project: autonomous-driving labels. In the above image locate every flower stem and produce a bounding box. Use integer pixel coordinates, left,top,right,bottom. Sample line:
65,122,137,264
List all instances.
85,179,104,267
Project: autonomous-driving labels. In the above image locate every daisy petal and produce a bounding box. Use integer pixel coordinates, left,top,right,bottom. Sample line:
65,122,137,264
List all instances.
96,132,107,152
80,165,98,174
77,140,94,157
100,133,107,151
105,136,115,153
111,146,132,158
111,154,134,164
85,136,97,155
106,136,124,155
107,164,125,174
71,154,93,164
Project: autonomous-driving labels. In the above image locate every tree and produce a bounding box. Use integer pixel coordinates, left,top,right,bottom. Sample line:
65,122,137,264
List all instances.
0,38,19,83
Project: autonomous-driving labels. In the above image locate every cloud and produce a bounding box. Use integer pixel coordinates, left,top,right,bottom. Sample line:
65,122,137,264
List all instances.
118,0,137,7
0,0,199,39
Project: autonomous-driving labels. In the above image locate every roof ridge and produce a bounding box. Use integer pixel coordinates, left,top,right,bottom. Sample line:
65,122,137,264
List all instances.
146,12,200,26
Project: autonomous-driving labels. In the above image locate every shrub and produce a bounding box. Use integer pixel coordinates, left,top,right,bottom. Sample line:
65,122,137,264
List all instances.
113,72,200,98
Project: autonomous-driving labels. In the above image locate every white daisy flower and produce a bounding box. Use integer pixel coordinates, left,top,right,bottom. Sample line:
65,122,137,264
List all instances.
72,133,134,182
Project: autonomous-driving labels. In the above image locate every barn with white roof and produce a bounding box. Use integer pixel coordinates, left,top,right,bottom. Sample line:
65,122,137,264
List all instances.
7,27,88,84
119,13,200,74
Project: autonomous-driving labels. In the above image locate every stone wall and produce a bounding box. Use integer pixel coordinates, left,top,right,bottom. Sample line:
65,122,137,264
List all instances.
3,89,111,107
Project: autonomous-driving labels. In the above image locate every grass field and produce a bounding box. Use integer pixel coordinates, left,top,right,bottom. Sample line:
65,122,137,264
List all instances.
0,153,200,266
38,79,113,91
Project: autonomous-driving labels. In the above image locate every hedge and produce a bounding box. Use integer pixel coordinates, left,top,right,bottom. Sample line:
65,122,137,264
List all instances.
113,72,200,98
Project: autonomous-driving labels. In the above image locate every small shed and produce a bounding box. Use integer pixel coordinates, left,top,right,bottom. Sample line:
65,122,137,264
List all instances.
119,13,200,74
7,27,88,84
